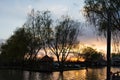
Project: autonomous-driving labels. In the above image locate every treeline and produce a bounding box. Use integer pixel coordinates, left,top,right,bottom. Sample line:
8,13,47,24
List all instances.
0,9,81,68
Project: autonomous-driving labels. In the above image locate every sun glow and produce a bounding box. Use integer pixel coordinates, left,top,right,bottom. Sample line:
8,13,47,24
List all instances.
24,41,107,61
69,57,85,62
74,42,106,54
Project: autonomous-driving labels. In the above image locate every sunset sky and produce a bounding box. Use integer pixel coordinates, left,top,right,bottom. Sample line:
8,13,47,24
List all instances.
0,0,107,53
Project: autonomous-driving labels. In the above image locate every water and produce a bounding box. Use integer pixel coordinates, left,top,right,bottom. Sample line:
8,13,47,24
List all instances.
0,67,120,80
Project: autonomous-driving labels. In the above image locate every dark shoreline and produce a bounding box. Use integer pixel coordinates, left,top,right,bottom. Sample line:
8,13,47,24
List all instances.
0,65,120,73
0,61,119,72
0,65,114,73
0,66,85,72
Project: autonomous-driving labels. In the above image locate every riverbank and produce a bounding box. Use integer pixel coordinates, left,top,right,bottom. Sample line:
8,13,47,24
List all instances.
0,60,119,72
0,61,104,72
0,62,85,72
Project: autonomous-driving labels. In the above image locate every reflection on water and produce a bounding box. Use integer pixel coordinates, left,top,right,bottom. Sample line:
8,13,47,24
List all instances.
0,67,120,80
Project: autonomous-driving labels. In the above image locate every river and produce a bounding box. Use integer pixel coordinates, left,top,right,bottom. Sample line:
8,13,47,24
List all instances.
0,67,120,80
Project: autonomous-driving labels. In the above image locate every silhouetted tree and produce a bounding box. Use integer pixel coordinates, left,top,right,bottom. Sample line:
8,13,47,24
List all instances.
39,11,53,55
24,9,53,59
1,27,32,61
84,0,120,31
49,17,80,68
82,47,103,62
112,53,120,58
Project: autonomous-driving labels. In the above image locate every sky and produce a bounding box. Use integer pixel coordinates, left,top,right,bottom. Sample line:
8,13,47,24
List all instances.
0,0,107,52
0,0,85,39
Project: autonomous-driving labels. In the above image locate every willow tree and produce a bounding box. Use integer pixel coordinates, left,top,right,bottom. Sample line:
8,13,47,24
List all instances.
84,0,120,52
84,0,120,79
49,17,80,68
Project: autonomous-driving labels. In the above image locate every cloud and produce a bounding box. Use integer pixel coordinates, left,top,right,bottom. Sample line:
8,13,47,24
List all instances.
34,4,69,19
48,5,68,17
26,5,33,15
